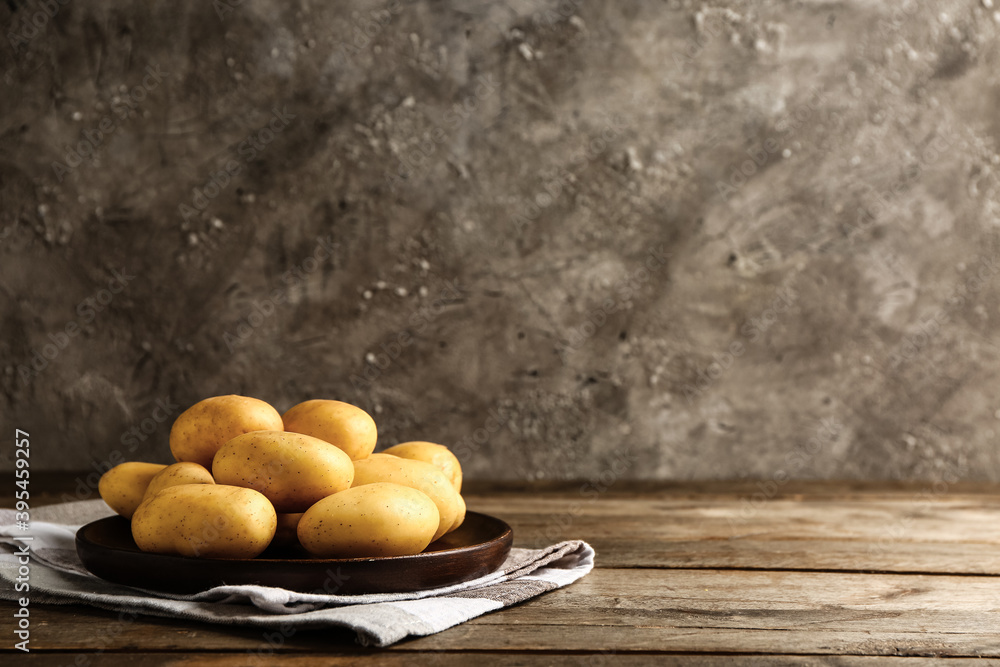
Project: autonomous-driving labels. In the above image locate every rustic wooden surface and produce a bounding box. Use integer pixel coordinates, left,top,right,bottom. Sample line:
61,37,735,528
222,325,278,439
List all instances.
4,479,1000,663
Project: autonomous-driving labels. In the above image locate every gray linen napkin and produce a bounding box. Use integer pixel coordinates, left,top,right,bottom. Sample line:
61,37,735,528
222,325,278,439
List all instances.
0,500,594,647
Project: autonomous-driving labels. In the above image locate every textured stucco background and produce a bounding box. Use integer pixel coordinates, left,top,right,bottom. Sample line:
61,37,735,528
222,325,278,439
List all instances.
3,0,1000,482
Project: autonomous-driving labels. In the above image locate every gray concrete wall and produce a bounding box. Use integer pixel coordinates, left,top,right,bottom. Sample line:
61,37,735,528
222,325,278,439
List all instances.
3,0,1000,482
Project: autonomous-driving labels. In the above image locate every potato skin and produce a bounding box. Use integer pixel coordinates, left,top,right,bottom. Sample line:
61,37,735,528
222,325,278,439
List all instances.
143,462,214,501
282,399,377,461
297,483,439,558
212,430,354,512
99,462,168,519
352,453,460,541
132,485,276,559
169,395,283,468
449,493,466,533
382,441,463,492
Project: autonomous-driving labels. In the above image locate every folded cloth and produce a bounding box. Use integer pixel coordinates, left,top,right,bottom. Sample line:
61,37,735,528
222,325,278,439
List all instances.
0,500,594,647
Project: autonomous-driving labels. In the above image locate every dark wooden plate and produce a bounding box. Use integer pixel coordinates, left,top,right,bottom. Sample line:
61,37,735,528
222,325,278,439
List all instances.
76,511,513,595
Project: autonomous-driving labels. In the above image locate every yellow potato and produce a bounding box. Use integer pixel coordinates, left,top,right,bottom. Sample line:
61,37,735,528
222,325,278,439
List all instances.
297,483,439,557
212,430,354,512
98,462,167,519
352,453,460,541
270,513,303,549
170,395,284,468
448,494,466,533
282,399,377,461
143,462,214,501
132,485,276,558
382,441,463,492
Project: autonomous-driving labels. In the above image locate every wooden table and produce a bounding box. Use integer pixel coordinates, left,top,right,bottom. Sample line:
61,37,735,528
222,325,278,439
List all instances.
5,480,1000,664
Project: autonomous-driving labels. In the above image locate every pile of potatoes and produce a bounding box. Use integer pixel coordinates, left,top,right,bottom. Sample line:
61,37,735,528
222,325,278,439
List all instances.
98,395,465,559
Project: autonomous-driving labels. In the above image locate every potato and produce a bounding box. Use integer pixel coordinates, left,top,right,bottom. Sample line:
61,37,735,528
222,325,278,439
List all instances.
382,441,462,492
352,453,460,542
270,513,304,549
297,483,439,557
282,399,377,461
212,430,354,512
449,494,466,533
132,485,276,558
170,395,283,468
143,462,214,501
99,462,167,519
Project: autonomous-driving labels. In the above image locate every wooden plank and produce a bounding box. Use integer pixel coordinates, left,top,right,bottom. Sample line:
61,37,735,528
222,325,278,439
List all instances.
6,487,1000,658
396,568,1000,656
7,568,1000,656
465,497,1000,543
470,568,1000,625
10,654,1000,666
402,626,1000,657
564,539,1000,574
2,603,361,653
467,496,1000,573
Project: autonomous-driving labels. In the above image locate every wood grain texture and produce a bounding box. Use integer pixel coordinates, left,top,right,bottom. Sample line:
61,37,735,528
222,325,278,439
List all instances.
6,566,1000,655
10,655,1000,666
4,485,1000,660
468,494,1000,573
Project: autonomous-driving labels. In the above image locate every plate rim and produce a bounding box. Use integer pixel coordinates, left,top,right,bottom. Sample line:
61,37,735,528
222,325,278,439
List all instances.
76,510,513,565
